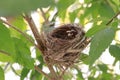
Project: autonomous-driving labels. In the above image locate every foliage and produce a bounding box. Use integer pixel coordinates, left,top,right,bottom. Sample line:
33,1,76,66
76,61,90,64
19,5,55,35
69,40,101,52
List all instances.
0,0,120,80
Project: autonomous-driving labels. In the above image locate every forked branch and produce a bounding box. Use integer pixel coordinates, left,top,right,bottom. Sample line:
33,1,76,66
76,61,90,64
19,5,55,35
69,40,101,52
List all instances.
23,14,59,80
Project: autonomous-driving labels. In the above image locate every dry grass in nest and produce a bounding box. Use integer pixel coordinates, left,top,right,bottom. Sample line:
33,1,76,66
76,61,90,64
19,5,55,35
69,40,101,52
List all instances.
39,24,90,67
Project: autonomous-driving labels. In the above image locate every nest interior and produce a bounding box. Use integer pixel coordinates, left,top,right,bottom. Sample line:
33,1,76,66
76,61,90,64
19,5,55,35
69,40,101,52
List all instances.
39,24,90,67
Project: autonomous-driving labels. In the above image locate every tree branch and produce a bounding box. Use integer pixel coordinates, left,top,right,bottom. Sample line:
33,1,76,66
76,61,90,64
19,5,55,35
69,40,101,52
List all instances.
47,63,58,80
34,66,51,79
23,14,45,52
40,8,48,23
106,11,120,25
24,14,58,79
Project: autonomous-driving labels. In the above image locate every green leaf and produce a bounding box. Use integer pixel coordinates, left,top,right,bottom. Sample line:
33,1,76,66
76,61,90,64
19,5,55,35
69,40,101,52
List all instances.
0,67,5,80
0,0,54,16
79,53,89,64
0,22,15,57
9,16,27,38
83,1,100,18
97,64,108,73
99,2,115,18
89,28,115,65
9,16,27,31
63,72,73,80
30,69,43,80
116,74,120,80
69,8,80,22
100,73,113,80
56,0,75,20
21,67,30,80
84,0,93,3
88,77,95,80
0,53,13,62
109,45,120,60
76,69,84,80
8,16,34,47
107,0,119,12
86,22,106,37
13,38,34,69
111,21,118,30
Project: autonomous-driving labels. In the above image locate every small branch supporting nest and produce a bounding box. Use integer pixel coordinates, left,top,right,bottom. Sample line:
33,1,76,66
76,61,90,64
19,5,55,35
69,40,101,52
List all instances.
24,14,59,80
34,66,51,79
23,14,42,50
1,13,90,80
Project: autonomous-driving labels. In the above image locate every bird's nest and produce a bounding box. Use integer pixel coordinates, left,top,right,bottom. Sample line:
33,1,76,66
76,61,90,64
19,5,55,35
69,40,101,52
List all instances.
39,24,90,67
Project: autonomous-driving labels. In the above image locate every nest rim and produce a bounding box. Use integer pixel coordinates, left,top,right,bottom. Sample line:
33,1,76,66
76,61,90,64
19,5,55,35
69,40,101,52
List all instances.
41,24,90,67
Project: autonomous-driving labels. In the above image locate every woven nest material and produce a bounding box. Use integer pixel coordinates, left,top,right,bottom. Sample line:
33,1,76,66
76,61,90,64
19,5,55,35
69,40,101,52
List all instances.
39,24,90,67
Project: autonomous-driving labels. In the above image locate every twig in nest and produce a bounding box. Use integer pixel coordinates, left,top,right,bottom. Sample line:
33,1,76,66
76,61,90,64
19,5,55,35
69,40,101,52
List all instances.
106,11,120,25
38,23,90,78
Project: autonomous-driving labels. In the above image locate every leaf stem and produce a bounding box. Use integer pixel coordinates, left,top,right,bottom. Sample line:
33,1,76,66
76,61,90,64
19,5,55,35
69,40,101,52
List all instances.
0,50,10,56
10,64,20,76
106,11,120,25
4,62,10,71
40,8,48,23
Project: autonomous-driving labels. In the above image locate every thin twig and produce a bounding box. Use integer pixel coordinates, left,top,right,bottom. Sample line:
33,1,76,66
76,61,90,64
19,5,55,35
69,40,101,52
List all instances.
0,18,39,49
10,64,20,76
40,8,48,23
47,64,58,80
106,11,120,25
4,62,10,71
0,50,10,56
60,67,68,78
34,66,50,79
23,15,43,51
